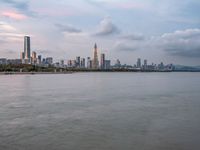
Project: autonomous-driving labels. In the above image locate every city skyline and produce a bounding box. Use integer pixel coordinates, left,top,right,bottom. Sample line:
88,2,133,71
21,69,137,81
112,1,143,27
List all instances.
0,0,200,65
0,36,174,72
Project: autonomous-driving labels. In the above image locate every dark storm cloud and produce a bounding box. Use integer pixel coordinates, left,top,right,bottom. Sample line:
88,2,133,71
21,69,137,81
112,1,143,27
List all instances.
55,24,82,33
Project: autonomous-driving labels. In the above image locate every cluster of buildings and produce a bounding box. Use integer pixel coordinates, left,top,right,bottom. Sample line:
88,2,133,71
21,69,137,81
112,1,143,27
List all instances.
0,36,173,71
67,44,111,69
20,36,53,66
0,36,53,66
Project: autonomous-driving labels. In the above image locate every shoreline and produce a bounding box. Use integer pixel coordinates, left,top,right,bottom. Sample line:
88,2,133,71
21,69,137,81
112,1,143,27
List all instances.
0,72,73,75
0,71,199,75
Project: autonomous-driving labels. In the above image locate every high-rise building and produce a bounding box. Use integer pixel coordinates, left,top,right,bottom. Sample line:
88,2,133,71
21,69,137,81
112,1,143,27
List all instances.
24,36,31,60
46,57,53,65
144,59,147,66
31,51,37,64
87,57,91,69
92,43,99,69
32,51,37,59
105,60,111,69
20,52,24,60
137,58,141,68
60,60,64,67
38,55,42,64
115,59,121,68
80,58,85,68
76,56,80,68
144,59,147,69
67,60,73,67
100,53,105,69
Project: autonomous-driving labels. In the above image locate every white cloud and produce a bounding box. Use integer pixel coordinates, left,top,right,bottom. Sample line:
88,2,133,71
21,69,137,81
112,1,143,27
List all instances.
94,17,120,36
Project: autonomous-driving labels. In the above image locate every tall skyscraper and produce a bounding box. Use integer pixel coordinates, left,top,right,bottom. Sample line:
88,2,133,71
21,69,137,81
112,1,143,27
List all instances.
144,59,147,69
80,58,85,68
38,55,42,64
137,58,141,68
31,51,37,64
76,56,80,68
24,36,31,60
92,43,99,69
100,53,105,69
87,57,91,69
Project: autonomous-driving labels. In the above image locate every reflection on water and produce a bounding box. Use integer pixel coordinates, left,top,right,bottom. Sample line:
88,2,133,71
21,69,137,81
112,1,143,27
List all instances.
0,73,200,150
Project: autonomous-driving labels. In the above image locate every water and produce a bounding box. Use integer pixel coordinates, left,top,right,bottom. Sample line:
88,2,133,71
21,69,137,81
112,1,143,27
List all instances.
0,72,200,150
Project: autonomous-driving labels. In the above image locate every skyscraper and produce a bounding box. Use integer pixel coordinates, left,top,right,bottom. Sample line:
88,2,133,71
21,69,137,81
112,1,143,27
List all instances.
31,51,37,64
76,56,80,68
144,59,147,69
137,58,141,68
80,58,85,68
92,43,99,69
20,52,24,60
105,60,111,69
100,53,105,69
24,36,31,60
87,57,91,69
38,55,42,64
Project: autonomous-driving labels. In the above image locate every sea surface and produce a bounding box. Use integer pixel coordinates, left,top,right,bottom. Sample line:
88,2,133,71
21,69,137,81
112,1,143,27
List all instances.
0,72,200,150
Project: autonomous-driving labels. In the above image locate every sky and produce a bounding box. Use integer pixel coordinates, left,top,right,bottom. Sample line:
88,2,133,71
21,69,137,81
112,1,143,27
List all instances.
0,0,200,65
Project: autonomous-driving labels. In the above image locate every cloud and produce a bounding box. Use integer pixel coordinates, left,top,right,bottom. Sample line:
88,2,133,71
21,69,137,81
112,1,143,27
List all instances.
113,33,145,51
120,34,145,41
113,28,200,58
94,17,120,36
55,23,82,33
1,0,29,11
0,22,16,31
87,0,147,10
114,41,138,52
1,0,35,16
6,49,16,54
1,11,27,20
0,22,24,43
157,29,200,57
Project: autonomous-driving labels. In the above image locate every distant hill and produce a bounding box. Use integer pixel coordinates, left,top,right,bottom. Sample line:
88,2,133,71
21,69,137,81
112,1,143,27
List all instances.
174,65,200,72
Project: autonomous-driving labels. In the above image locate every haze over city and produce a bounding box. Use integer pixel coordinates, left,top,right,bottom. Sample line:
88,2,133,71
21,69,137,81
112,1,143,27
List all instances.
0,0,200,65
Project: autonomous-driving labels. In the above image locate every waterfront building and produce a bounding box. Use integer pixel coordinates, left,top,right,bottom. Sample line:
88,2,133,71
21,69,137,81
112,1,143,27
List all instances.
137,58,141,68
32,51,37,64
144,59,147,69
115,59,121,68
105,60,111,69
46,57,53,65
7,59,21,65
60,60,64,67
92,43,99,69
76,56,80,68
72,60,76,67
67,60,73,67
0,58,7,65
24,36,31,60
20,52,24,60
100,53,105,70
87,57,92,69
80,58,85,68
38,55,42,64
